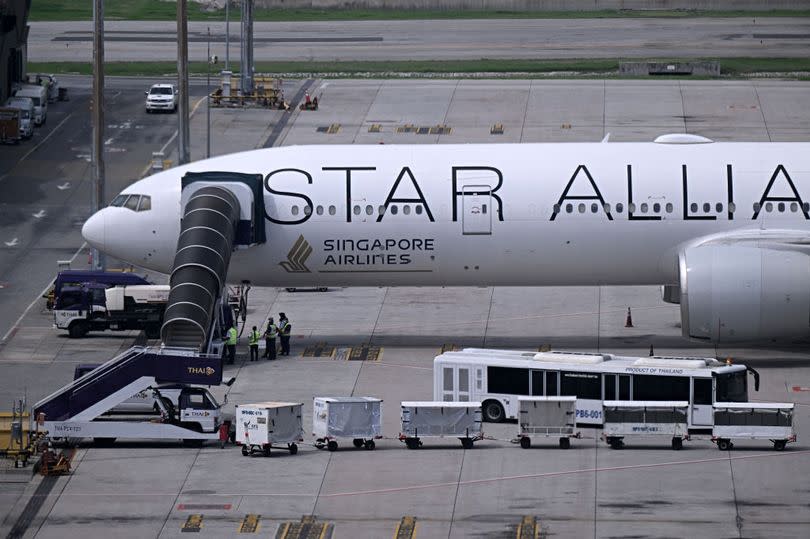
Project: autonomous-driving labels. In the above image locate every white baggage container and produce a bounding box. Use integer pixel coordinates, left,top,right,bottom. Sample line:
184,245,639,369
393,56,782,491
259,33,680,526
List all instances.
312,396,383,451
236,402,303,457
602,401,690,450
399,401,482,449
517,396,579,449
712,402,796,451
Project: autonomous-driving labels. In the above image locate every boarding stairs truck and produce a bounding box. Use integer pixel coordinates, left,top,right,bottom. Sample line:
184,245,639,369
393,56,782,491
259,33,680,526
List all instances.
33,346,232,446
54,284,169,339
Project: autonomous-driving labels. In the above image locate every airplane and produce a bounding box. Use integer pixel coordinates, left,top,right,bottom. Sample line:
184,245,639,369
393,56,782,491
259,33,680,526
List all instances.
82,134,810,343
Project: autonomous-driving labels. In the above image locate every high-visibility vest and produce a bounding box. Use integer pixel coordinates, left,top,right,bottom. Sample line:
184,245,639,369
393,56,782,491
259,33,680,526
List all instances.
248,330,260,346
227,327,238,345
279,320,290,335
265,323,278,338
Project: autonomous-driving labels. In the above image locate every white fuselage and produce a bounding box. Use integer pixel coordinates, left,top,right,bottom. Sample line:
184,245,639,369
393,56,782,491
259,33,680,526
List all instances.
83,141,810,288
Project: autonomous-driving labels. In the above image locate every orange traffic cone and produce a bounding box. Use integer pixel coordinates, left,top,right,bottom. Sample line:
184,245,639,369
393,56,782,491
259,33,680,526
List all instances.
625,308,634,328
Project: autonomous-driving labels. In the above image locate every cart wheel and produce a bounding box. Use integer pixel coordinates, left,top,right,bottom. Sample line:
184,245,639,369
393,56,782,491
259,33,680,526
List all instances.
352,438,364,448
327,440,338,452
289,443,298,455
263,445,271,457
461,438,474,450
364,440,375,450
717,439,731,451
671,437,683,451
609,438,623,450
405,438,419,450
241,445,249,457
774,440,786,451
559,437,571,450
519,437,531,449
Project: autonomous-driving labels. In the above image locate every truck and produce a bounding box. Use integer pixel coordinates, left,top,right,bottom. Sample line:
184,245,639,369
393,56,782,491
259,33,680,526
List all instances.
54,284,169,338
0,107,22,144
236,402,303,456
45,269,151,310
14,84,47,126
4,97,34,139
31,74,60,103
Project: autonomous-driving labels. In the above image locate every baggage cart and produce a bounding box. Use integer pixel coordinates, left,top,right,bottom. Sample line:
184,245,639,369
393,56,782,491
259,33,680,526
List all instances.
236,402,303,457
312,396,383,451
712,402,796,451
399,401,482,449
602,401,689,450
516,396,580,449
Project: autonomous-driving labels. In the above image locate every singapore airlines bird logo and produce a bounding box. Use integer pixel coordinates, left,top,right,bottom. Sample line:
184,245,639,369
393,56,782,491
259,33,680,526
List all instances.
280,235,313,273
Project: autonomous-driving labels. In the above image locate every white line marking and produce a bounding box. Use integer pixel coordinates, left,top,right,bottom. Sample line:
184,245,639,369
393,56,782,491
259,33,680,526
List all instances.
4,238,19,248
17,113,75,165
32,210,46,219
0,242,87,345
57,182,71,190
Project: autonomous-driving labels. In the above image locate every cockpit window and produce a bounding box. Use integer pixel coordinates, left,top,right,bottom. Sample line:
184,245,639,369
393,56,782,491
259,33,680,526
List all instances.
110,194,128,207
137,195,151,211
124,195,140,211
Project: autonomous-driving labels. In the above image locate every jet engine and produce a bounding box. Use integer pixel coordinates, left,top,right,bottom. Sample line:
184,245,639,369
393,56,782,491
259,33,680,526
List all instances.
679,245,810,342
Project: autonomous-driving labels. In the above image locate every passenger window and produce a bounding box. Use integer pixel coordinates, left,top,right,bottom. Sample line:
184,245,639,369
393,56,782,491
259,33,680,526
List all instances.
790,202,798,213
715,203,723,213
137,196,151,211
653,203,661,213
753,202,761,212
693,378,712,405
804,203,809,212
415,205,423,215
778,202,785,213
628,203,636,213
353,205,361,216
702,202,710,213
578,203,585,214
316,205,324,215
328,205,336,216
378,205,386,215
728,202,736,213
561,371,601,399
553,204,560,213
665,202,673,213
603,203,611,213
591,203,598,213
291,206,299,216
565,204,573,213
303,205,312,215
365,205,373,216
615,203,624,213
604,374,616,400
765,202,773,212
545,371,558,396
690,203,698,213
391,205,399,215
124,195,140,211
640,203,648,213
487,366,529,395
403,205,411,215
531,370,544,396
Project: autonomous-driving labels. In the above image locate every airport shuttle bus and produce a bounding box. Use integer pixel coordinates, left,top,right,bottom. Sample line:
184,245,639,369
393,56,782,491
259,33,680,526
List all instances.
433,349,756,430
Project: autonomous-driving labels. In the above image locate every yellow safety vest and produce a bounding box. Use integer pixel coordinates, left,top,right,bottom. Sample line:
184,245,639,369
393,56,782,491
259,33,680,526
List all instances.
248,330,260,346
227,327,237,345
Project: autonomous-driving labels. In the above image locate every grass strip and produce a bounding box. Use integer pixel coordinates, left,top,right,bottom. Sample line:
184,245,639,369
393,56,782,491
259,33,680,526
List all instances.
29,1,810,22
28,58,810,78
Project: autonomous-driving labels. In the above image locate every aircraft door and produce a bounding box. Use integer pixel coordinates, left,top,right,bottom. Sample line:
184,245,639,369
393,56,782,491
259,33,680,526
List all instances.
462,185,492,235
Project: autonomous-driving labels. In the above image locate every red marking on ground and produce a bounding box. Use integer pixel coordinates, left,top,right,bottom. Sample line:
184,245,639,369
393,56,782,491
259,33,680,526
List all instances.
792,386,810,392
177,504,232,511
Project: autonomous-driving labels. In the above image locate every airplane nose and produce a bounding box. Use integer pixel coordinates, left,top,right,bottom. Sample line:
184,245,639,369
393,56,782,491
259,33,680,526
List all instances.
82,210,106,251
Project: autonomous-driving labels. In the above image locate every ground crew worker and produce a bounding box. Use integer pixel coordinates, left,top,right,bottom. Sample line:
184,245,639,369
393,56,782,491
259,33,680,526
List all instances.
278,313,291,356
226,324,238,364
263,317,278,360
248,325,260,362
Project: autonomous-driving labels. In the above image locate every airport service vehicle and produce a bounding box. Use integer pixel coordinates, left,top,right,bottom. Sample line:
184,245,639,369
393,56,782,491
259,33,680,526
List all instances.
516,396,579,449
34,347,230,446
0,107,21,144
145,83,178,113
81,138,810,345
312,396,382,451
54,284,168,338
236,402,303,456
4,97,34,138
46,269,151,310
434,349,758,431
14,84,47,125
399,401,483,449
31,74,60,103
712,402,796,451
602,401,690,450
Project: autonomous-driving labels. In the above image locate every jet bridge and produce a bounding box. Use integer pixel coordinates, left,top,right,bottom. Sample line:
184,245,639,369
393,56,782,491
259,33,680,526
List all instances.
161,172,266,352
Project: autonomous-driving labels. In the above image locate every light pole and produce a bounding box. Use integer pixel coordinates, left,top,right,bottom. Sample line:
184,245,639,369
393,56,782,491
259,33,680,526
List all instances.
225,1,230,71
206,28,217,159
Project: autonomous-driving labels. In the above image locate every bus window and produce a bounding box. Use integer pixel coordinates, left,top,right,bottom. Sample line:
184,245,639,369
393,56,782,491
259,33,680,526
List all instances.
546,371,558,396
604,374,616,400
633,375,689,401
561,371,601,399
619,375,630,400
458,368,470,401
716,371,747,402
531,370,544,396
487,366,529,395
443,367,454,401
693,378,712,405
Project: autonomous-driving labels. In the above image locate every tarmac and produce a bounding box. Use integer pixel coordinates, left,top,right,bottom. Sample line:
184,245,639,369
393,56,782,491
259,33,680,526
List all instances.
1,77,809,538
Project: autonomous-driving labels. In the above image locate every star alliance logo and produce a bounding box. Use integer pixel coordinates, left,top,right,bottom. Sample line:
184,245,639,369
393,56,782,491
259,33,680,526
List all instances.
280,235,313,273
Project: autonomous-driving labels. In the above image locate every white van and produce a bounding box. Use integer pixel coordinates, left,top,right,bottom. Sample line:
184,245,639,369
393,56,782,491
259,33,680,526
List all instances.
5,97,34,138
15,85,48,126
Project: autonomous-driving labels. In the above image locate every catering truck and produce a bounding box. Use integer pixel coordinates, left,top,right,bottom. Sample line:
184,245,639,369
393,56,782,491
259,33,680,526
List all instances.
54,284,169,338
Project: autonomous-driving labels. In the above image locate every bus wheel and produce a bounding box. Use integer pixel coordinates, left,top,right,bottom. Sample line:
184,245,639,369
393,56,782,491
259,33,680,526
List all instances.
289,443,298,455
482,400,505,423
68,321,88,338
520,437,531,449
364,440,375,450
774,440,786,451
241,445,249,456
327,440,338,452
671,437,683,450
717,439,732,451
352,438,364,448
609,438,623,450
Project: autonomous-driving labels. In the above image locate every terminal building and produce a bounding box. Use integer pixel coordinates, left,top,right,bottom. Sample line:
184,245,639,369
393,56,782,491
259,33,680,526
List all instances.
0,0,29,104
